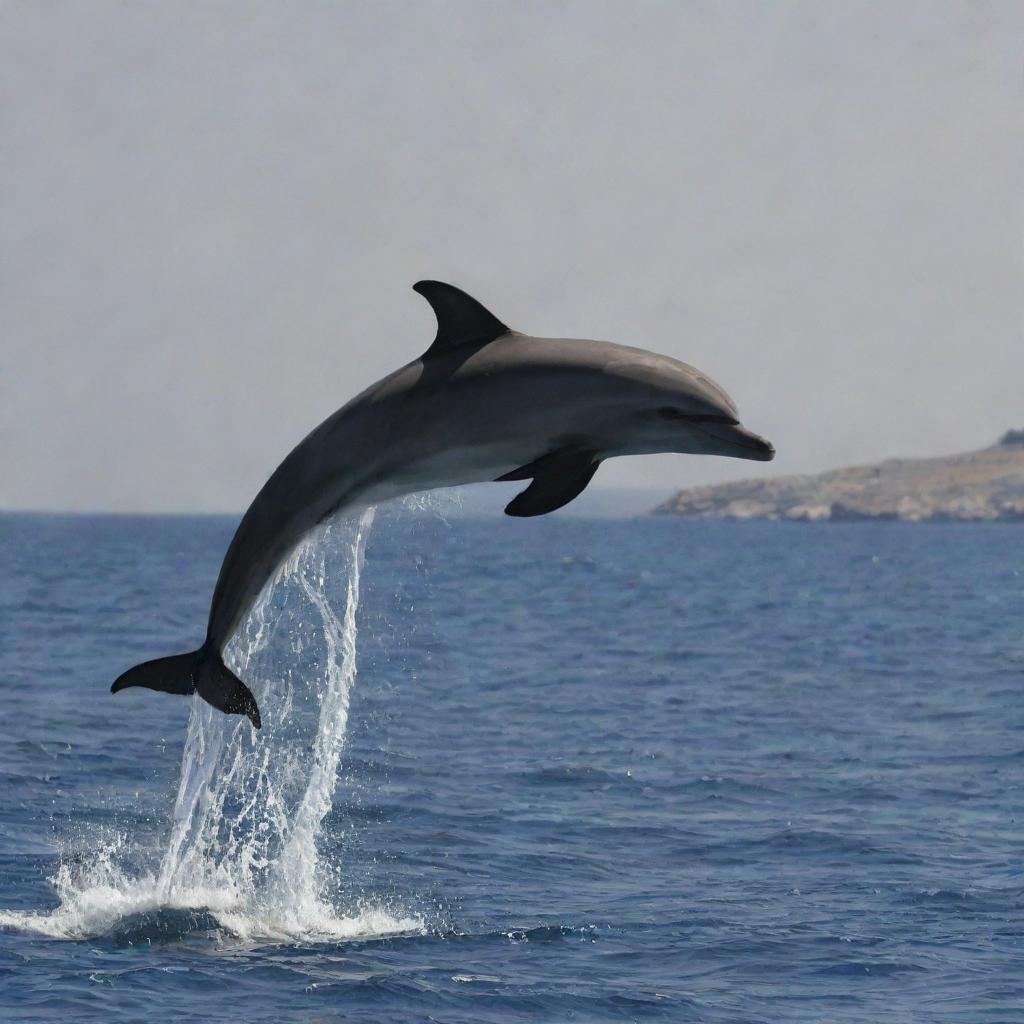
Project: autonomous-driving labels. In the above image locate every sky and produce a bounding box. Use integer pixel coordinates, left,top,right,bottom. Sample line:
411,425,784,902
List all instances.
2,0,1022,513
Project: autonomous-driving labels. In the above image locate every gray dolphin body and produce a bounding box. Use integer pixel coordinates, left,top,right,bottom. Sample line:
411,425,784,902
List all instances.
112,281,774,728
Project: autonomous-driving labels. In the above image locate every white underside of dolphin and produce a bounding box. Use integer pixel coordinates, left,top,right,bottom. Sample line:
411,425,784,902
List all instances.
112,281,775,728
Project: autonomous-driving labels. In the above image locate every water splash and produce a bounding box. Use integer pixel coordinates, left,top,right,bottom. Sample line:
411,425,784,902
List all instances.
1,508,423,943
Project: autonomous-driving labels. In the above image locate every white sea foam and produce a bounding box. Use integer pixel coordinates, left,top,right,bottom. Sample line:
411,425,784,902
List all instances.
1,508,425,944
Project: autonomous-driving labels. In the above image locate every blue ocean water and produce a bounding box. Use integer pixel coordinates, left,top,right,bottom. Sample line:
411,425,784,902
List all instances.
1,505,1022,1022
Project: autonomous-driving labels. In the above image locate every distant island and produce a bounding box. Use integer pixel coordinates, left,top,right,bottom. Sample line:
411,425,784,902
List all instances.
654,429,1024,522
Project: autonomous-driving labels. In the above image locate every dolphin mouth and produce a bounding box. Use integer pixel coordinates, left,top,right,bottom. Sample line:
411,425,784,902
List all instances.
689,420,775,461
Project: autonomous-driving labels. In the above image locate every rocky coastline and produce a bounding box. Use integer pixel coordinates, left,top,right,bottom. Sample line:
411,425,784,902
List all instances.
654,431,1024,522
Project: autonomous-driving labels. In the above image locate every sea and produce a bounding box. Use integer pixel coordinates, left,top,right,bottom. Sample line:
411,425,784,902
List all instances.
0,503,1022,1023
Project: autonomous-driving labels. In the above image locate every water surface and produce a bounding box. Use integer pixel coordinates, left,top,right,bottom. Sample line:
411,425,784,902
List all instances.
1,509,1022,1021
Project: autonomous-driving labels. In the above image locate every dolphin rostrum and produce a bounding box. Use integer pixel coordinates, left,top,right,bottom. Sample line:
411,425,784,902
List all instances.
112,281,774,728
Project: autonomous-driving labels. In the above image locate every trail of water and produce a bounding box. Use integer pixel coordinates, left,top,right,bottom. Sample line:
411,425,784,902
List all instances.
1,508,423,943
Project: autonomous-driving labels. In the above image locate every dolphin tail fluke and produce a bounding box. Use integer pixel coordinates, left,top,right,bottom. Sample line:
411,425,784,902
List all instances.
195,649,262,730
111,645,262,730
111,650,198,697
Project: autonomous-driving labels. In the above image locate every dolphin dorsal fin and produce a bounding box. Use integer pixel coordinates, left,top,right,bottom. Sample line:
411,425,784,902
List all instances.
414,280,511,357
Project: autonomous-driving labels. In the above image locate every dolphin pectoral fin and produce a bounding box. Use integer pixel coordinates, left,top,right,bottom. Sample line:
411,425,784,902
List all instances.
414,280,511,356
500,452,601,517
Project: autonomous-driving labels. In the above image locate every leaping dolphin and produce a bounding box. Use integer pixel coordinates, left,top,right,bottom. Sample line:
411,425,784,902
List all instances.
112,281,774,728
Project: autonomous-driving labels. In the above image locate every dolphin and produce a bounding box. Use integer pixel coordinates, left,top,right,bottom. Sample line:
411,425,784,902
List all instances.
111,281,774,728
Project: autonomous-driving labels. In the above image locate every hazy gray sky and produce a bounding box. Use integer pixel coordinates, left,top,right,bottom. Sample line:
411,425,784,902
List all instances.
3,1,1022,513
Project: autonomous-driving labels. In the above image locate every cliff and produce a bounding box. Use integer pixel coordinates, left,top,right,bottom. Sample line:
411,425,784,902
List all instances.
654,434,1024,522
